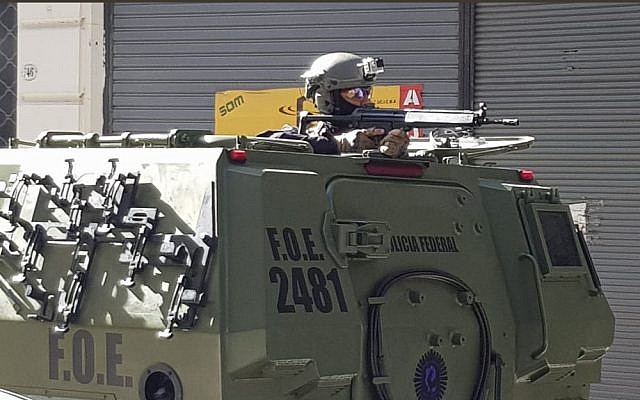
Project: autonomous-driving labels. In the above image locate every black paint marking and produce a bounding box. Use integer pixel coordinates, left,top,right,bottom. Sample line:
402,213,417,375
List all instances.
301,228,322,261
265,227,281,261
282,228,302,261
72,329,95,384
267,227,325,262
269,267,295,313
291,267,313,312
308,267,332,313
49,330,126,387
106,333,125,387
327,268,348,312
390,235,460,253
49,332,64,380
269,267,348,313
125,376,133,387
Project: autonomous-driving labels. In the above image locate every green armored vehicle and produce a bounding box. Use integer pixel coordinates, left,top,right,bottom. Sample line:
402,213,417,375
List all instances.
0,108,614,400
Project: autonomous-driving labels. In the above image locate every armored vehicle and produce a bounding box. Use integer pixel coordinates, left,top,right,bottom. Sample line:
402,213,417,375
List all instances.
0,107,614,400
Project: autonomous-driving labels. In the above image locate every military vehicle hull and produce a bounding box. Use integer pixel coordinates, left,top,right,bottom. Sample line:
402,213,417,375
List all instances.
0,143,614,400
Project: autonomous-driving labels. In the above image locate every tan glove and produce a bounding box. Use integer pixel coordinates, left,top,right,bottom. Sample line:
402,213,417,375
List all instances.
337,127,386,152
379,129,409,158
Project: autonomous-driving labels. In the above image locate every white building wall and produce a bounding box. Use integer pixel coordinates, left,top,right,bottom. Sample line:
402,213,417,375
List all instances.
17,2,104,142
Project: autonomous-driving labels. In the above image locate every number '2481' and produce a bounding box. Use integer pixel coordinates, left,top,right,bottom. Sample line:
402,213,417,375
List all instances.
269,267,348,313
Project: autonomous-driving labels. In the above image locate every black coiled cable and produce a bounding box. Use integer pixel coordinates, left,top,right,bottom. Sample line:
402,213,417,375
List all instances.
367,269,492,400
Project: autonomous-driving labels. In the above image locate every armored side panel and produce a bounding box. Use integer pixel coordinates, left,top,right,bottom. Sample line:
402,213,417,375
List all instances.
0,144,614,400
0,148,221,399
216,150,614,400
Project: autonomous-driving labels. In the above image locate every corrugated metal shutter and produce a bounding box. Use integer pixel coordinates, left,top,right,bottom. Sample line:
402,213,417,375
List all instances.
107,2,460,134
474,3,640,399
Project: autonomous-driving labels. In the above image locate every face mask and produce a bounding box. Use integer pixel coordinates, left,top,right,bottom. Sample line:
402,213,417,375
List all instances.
332,90,359,116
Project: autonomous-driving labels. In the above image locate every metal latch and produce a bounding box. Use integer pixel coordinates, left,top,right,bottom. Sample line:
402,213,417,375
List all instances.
118,207,158,287
14,224,47,283
54,227,98,332
336,222,389,258
322,211,390,268
158,234,215,339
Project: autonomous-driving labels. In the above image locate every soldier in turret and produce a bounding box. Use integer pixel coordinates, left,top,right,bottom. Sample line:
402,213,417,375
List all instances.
262,52,409,158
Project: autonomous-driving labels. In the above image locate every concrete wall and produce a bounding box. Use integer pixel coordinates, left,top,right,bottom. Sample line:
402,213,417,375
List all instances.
17,2,104,142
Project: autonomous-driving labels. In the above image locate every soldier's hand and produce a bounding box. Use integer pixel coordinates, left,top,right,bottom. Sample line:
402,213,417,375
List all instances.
365,127,387,138
379,129,409,158
338,129,377,152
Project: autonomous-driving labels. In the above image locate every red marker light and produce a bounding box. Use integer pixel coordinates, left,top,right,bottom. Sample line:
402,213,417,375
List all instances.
518,169,535,182
228,149,247,164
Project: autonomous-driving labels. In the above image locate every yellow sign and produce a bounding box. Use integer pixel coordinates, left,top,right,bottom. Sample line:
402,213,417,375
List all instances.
214,85,424,135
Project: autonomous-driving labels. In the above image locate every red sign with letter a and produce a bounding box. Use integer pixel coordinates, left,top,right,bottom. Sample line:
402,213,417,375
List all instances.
400,84,425,137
